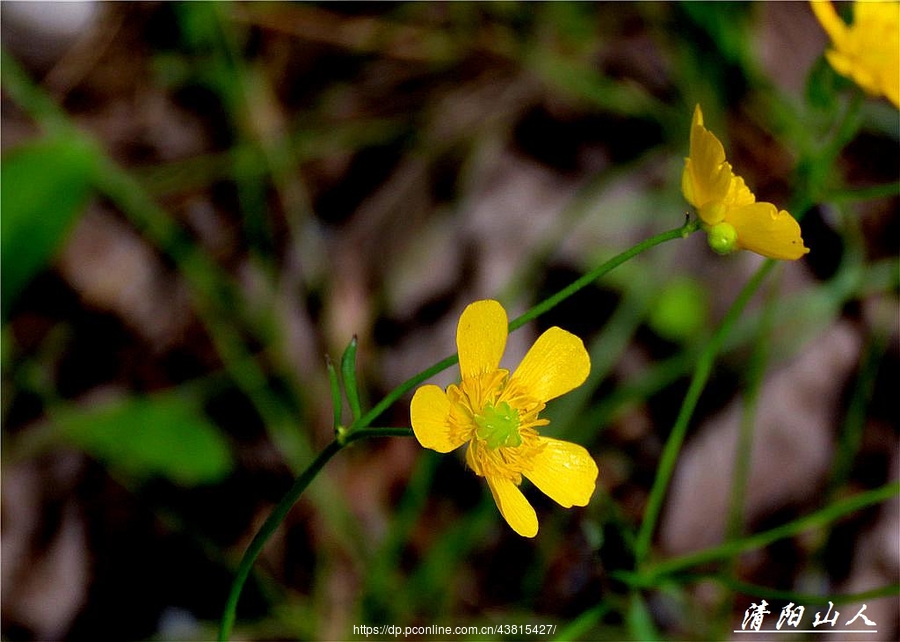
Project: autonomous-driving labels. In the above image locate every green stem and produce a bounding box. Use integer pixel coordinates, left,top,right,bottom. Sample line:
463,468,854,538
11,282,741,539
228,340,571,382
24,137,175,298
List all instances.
634,259,775,565
725,272,779,542
354,354,460,432
717,271,778,636
218,440,341,642
0,47,71,135
509,220,699,332
355,219,700,432
680,574,900,606
218,428,412,642
827,334,885,498
638,481,899,582
826,180,900,204
554,601,613,642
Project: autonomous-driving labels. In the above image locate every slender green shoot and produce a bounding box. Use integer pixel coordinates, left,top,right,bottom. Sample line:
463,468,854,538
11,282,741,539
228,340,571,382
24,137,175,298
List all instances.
510,219,700,332
326,356,343,430
218,440,342,642
341,336,363,421
635,481,899,583
680,574,900,606
218,427,412,642
634,259,776,566
356,219,700,433
726,270,780,542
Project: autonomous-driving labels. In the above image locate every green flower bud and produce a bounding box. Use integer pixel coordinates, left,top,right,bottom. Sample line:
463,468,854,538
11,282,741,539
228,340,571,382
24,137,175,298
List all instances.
707,222,738,255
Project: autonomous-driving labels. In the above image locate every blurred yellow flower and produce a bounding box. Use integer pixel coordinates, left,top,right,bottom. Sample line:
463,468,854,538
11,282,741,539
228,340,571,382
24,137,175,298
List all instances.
410,299,597,538
811,0,900,108
682,105,810,260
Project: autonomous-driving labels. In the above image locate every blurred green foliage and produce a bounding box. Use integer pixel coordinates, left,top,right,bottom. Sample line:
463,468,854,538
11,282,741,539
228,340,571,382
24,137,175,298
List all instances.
647,277,709,343
1,2,897,641
58,393,233,486
1,134,96,314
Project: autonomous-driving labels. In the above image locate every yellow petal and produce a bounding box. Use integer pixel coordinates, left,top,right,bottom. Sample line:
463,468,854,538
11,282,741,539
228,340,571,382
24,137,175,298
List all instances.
410,385,466,453
681,160,700,207
826,49,880,96
457,300,508,381
524,437,598,508
486,474,538,537
683,105,733,210
510,327,590,403
810,1,848,48
812,0,900,108
724,172,755,209
727,202,810,260
856,1,900,31
849,2,900,106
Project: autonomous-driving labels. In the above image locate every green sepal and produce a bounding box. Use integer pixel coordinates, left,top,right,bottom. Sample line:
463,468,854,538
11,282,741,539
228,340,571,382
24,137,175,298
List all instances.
341,336,363,421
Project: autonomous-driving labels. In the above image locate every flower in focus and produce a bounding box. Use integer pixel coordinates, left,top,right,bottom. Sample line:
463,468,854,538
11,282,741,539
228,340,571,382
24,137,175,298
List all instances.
410,300,597,537
811,0,900,108
682,105,810,260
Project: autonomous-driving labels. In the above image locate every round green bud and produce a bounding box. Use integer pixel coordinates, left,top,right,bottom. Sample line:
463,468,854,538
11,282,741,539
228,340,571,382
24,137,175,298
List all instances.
707,222,738,255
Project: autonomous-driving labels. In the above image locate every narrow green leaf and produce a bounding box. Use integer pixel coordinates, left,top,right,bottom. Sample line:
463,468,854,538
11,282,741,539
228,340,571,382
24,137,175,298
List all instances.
554,602,610,641
341,336,363,421
1,134,97,312
643,482,900,581
57,394,232,486
326,355,343,430
627,592,659,641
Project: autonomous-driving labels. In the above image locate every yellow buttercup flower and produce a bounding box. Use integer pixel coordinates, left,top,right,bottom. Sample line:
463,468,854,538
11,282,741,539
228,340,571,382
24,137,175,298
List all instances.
811,1,900,108
410,300,597,537
682,105,810,260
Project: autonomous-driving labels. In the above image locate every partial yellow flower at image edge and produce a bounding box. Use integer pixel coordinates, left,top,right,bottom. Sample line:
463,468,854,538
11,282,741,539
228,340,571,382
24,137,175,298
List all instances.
682,105,810,260
410,300,598,538
811,0,900,108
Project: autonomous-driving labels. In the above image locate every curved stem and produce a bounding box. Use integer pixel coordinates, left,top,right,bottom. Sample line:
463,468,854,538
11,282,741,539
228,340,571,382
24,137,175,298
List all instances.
510,219,699,332
634,259,775,565
681,574,900,607
218,426,416,640
218,439,341,641
354,354,459,432
639,481,899,582
355,220,700,431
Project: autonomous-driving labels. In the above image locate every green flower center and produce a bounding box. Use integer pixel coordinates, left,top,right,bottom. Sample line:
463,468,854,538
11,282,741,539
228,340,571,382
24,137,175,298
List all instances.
474,401,522,450
707,221,738,255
